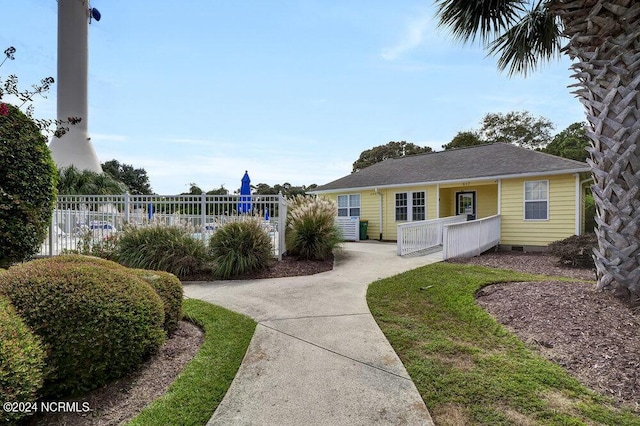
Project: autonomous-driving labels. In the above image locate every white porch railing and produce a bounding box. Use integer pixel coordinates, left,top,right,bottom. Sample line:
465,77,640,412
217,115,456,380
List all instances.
39,193,288,260
442,215,500,260
397,215,467,256
335,217,359,241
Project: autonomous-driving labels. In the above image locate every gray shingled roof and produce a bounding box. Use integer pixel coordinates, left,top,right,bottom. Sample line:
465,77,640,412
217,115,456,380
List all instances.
314,143,590,192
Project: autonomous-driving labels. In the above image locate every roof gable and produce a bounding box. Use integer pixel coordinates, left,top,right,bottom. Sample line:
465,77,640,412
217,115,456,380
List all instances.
314,143,589,192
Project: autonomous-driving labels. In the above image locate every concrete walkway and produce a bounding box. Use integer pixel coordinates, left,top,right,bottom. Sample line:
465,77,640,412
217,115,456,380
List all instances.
183,241,441,425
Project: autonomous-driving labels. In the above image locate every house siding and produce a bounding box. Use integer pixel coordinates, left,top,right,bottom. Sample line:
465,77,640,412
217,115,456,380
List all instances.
500,174,578,246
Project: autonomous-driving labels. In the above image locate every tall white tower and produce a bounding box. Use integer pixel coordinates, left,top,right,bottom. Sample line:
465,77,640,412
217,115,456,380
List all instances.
49,0,102,173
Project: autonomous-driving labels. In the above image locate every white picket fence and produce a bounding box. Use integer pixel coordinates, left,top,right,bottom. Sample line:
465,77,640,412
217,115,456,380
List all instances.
39,193,288,260
442,215,501,260
397,215,467,256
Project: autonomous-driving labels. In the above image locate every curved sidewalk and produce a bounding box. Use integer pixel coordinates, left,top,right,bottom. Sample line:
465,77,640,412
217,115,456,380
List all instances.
183,241,441,425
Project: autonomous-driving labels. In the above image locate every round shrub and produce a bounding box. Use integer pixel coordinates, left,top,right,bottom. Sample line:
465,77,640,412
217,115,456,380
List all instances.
115,225,208,277
0,295,45,424
45,255,183,336
286,195,342,260
0,103,57,268
0,256,165,397
209,219,273,279
132,269,183,336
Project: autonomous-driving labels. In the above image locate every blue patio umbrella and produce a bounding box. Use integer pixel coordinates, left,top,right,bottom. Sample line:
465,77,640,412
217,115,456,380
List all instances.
238,171,251,213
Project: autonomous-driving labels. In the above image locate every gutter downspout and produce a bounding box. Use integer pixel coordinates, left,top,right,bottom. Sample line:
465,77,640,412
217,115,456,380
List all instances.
375,188,383,240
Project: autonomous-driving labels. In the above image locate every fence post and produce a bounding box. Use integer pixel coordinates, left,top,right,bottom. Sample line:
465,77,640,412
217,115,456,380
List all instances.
201,193,207,234
278,193,286,260
442,225,449,260
397,225,403,255
124,192,130,223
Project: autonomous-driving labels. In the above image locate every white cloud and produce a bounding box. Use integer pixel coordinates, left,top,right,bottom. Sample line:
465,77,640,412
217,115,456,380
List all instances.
381,15,432,61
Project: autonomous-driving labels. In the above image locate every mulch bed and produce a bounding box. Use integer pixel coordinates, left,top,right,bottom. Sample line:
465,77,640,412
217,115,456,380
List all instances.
181,254,334,281
452,251,639,410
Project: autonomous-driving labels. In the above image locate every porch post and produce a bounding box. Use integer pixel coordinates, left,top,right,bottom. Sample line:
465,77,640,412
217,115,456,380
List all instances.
497,179,501,215
436,184,440,218
575,174,581,235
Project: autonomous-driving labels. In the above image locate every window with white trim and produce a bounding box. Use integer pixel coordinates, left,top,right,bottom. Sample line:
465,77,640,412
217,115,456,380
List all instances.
337,194,360,217
395,191,426,221
524,181,548,220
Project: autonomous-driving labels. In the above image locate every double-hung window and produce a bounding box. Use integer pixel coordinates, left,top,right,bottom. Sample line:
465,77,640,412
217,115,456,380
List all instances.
395,191,426,221
337,194,360,217
524,181,548,220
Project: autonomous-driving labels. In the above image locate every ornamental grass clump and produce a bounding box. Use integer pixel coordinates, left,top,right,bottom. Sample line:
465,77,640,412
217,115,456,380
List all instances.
115,223,208,277
208,219,273,279
0,255,165,398
286,195,341,260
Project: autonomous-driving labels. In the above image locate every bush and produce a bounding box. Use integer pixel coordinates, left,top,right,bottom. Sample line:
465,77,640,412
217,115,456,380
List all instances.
0,104,57,268
548,233,598,268
133,269,183,336
286,195,341,260
44,254,183,335
208,219,273,279
115,224,208,277
0,295,45,424
0,255,165,397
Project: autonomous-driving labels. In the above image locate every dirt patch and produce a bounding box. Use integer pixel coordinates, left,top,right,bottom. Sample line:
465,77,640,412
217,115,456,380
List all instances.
460,252,639,410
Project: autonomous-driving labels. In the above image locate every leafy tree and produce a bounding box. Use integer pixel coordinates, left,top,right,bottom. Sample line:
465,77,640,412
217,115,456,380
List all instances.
182,183,203,195
206,185,229,195
57,166,127,195
479,111,554,149
0,104,58,267
352,141,433,172
254,183,278,195
435,1,640,303
253,182,316,197
442,131,483,150
101,160,153,195
0,46,78,138
543,122,590,162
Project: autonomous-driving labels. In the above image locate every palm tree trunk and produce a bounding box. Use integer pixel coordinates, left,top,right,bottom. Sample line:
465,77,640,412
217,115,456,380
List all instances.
551,0,640,304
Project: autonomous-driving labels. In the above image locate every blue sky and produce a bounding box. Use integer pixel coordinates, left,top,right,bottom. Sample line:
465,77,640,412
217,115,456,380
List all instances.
3,1,585,194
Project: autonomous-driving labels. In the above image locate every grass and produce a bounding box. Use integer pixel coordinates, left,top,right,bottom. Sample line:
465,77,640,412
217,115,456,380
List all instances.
367,263,640,426
127,299,256,426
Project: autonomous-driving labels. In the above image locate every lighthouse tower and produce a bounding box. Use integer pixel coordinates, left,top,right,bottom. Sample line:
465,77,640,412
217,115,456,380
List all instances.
49,0,102,173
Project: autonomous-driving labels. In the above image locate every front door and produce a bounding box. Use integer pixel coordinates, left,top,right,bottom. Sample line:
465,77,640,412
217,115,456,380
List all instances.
456,191,476,219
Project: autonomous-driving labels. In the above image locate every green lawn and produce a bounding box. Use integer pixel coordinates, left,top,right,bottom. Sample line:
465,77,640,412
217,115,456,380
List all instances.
127,299,256,426
367,263,640,426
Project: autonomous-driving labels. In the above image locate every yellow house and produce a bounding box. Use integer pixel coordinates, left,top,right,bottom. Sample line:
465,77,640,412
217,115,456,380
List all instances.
312,144,591,251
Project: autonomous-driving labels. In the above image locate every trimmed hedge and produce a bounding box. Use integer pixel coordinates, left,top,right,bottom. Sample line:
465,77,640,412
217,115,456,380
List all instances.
0,295,45,424
548,233,597,269
0,256,166,397
41,255,183,335
208,220,273,279
0,104,57,268
133,269,183,336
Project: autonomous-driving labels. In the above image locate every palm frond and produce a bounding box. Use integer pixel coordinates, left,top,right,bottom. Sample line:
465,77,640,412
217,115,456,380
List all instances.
488,1,562,76
435,0,527,43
